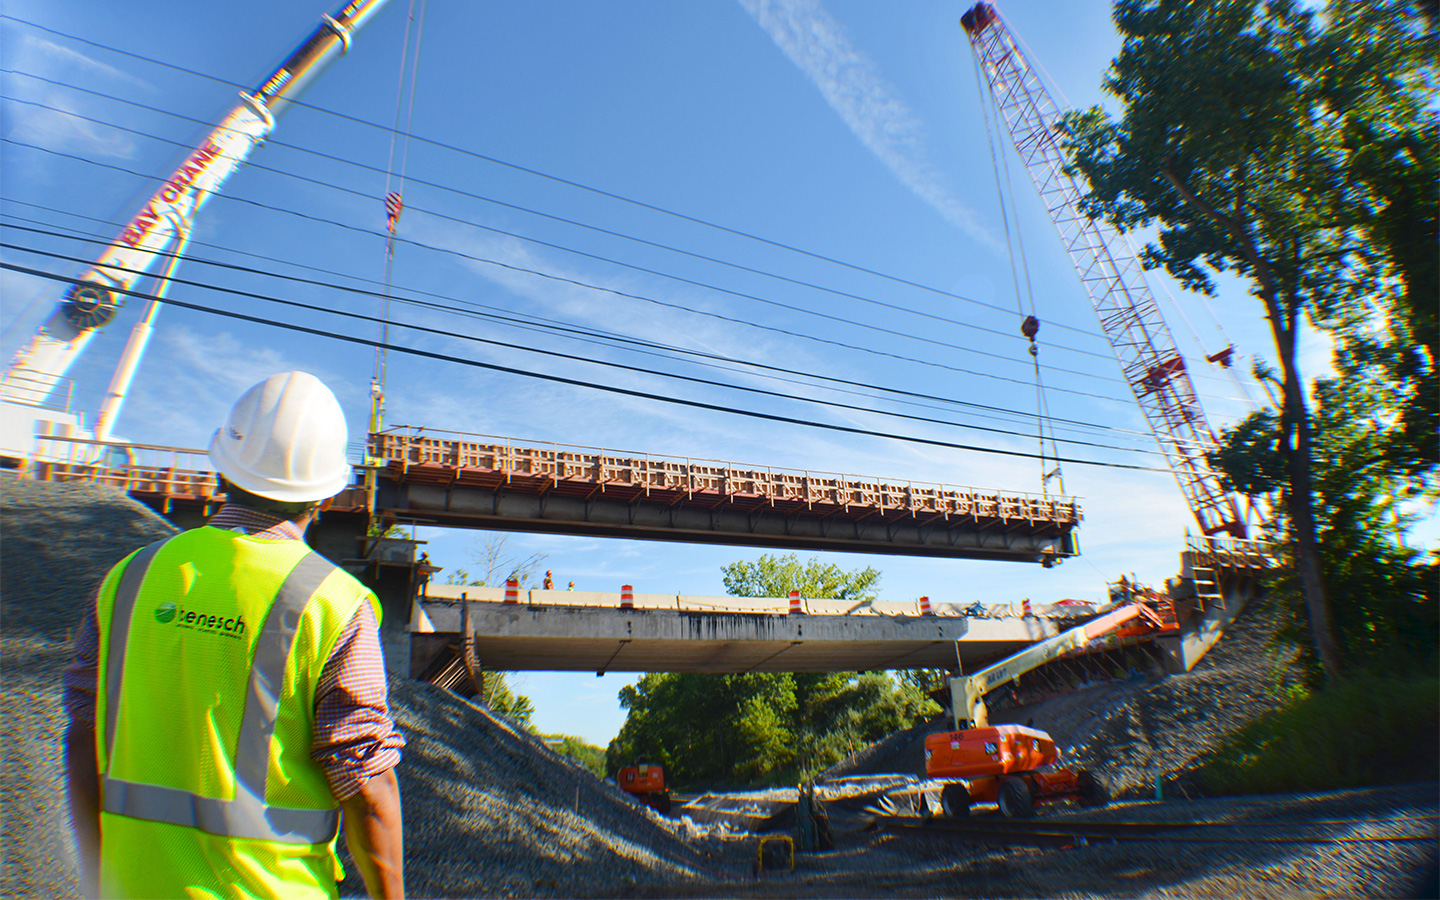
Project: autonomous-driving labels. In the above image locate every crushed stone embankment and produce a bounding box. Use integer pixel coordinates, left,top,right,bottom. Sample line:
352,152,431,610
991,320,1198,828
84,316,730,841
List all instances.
2,477,721,900
823,588,1307,800
2,476,178,900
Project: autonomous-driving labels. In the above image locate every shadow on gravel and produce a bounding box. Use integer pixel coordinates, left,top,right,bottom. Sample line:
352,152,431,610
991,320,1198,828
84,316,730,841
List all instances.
338,677,724,899
2,478,177,900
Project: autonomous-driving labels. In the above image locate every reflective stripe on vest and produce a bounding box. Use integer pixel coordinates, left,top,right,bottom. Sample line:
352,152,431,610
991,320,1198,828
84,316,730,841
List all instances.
101,543,341,845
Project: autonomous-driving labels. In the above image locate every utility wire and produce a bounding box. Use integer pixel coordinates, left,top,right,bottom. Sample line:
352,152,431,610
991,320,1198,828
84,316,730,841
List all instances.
5,71,1123,363
2,238,1173,459
0,14,1268,405
6,139,1181,408
0,260,1174,474
0,85,1252,398
0,103,1139,392
0,16,1122,344
1,211,1164,449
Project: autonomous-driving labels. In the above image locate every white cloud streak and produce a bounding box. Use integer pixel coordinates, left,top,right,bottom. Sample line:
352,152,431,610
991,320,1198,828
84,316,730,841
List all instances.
2,34,148,159
738,0,994,247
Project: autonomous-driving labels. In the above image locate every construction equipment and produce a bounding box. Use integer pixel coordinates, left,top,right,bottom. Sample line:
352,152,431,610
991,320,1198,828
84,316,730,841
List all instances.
616,763,672,815
960,2,1247,540
0,0,393,459
925,595,1174,817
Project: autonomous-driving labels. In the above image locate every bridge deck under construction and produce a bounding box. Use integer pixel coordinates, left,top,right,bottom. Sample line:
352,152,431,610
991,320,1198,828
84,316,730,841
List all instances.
370,428,1081,562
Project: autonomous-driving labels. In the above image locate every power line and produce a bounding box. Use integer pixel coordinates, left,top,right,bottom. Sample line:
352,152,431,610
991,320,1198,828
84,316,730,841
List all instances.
0,211,1161,448
0,100,1138,394
6,138,1173,409
0,15,1120,343
1,260,1173,474
1,14,1254,404
4,71,1127,366
2,238,1171,459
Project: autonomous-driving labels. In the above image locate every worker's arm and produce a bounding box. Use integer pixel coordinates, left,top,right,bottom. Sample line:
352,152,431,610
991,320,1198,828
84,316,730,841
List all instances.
340,768,404,899
65,720,100,900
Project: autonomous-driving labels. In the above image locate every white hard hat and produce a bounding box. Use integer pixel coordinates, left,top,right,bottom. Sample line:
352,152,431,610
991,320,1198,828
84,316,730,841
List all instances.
209,371,350,503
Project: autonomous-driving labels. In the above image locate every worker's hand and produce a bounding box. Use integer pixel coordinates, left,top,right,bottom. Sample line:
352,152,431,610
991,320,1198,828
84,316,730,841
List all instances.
340,767,405,899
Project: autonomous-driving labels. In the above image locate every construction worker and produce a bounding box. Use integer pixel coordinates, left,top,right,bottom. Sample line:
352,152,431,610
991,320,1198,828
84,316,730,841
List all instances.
543,569,554,590
63,372,405,899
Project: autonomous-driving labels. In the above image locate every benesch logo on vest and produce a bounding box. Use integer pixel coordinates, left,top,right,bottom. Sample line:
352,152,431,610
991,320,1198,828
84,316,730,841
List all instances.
154,600,246,638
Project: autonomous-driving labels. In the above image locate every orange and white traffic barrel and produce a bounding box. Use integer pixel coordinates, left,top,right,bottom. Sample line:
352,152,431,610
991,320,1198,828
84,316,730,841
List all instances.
504,576,519,604
621,584,635,609
788,590,802,614
919,595,932,615
1021,598,1032,617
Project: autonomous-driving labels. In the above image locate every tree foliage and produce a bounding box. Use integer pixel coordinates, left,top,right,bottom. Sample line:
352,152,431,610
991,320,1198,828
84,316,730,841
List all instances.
481,672,535,729
544,734,607,778
606,555,938,787
1060,0,1436,680
721,553,881,602
445,534,549,588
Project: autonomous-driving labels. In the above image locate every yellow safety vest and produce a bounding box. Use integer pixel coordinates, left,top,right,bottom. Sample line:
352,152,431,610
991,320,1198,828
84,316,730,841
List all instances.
93,527,380,899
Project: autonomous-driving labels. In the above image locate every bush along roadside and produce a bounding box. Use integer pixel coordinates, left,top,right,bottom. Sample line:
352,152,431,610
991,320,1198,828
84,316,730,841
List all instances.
1195,672,1440,796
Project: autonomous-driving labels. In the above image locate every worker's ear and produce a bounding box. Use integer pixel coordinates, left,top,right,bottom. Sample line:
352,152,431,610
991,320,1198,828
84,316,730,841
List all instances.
319,496,335,512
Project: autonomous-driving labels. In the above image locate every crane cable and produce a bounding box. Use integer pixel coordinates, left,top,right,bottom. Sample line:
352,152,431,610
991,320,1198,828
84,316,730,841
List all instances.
971,49,1066,495
373,0,429,436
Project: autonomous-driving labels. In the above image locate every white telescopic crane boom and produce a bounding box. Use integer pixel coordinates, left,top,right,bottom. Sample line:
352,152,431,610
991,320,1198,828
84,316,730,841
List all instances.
2,0,393,411
961,3,1246,539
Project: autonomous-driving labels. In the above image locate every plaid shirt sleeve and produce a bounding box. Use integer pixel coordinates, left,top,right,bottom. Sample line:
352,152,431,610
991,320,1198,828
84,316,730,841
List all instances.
62,596,101,727
311,600,406,800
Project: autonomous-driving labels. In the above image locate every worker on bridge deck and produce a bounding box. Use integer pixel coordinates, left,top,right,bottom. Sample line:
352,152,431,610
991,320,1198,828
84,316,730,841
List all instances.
64,371,406,899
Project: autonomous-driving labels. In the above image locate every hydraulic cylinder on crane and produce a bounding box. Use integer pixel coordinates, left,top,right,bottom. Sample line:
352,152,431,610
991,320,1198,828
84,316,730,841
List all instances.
0,0,393,457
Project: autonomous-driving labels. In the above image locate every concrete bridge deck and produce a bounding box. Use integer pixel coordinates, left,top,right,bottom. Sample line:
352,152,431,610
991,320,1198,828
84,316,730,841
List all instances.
409,586,1093,675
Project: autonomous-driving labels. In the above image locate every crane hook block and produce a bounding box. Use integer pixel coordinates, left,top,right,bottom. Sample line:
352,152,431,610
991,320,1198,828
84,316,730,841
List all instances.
1020,315,1040,341
62,283,121,331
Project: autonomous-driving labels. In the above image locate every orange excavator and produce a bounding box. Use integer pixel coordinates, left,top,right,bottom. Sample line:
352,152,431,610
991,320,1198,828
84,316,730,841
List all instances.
925,596,1174,817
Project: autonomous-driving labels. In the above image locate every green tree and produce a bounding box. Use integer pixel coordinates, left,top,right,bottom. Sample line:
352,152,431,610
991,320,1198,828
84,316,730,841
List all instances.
543,734,608,778
1211,368,1439,672
721,553,881,601
481,672,535,729
606,556,937,787
1059,0,1436,681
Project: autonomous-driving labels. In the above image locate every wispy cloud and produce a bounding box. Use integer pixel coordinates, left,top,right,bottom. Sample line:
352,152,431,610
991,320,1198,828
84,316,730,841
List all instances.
1,33,148,159
738,0,994,247
25,35,148,87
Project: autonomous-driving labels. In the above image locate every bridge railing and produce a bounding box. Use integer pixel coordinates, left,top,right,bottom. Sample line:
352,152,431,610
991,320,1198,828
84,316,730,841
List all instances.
1184,534,1277,570
27,435,220,499
373,426,1081,525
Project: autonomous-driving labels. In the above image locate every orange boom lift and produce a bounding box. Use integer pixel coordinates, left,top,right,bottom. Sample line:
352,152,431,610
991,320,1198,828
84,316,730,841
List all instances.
617,763,673,815
925,597,1174,817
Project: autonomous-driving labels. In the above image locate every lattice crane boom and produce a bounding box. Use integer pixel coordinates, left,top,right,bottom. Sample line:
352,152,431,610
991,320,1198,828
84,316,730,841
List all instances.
961,3,1246,539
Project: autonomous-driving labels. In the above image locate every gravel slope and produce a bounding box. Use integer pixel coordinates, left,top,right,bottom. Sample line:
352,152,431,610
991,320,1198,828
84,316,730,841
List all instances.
5,477,1432,899
1,475,178,900
822,590,1308,801
1,477,717,900
340,675,718,899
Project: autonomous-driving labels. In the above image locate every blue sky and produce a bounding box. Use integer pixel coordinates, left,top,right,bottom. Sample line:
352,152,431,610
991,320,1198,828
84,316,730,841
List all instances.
2,1,1427,744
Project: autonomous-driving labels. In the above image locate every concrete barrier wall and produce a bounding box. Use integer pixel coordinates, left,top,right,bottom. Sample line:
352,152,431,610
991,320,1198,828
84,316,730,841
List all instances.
413,584,1095,621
